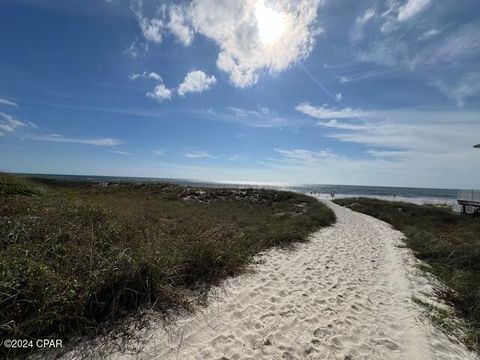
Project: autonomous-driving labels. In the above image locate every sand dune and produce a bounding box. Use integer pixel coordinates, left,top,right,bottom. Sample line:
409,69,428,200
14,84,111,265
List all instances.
64,200,478,359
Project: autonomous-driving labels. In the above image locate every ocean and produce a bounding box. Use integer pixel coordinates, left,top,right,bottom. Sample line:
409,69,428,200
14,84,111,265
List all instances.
15,173,460,205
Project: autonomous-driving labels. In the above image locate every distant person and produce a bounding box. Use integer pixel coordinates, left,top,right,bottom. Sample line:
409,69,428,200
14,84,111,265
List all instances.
330,192,335,200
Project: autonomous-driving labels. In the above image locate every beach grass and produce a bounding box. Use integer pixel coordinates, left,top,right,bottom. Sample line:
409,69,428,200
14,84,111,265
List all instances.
0,173,335,357
334,198,480,351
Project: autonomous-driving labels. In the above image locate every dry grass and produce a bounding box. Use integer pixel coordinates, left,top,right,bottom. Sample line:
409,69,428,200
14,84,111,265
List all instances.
335,197,480,352
0,174,334,357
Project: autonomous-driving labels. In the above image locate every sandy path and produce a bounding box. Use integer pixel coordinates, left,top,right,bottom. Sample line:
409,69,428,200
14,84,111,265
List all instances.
65,200,477,360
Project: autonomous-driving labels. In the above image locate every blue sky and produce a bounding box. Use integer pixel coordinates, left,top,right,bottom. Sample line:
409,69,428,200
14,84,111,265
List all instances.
1,0,479,188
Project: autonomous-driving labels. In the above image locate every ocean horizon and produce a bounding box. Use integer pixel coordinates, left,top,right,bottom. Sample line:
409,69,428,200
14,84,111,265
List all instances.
14,172,460,205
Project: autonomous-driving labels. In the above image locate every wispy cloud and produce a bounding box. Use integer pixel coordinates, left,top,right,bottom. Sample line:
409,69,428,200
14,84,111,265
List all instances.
108,150,132,155
397,0,431,22
228,106,288,127
29,134,122,146
0,112,36,137
338,70,391,84
184,150,217,159
0,97,18,107
366,149,413,158
434,72,480,108
124,39,148,58
295,103,366,120
274,148,341,163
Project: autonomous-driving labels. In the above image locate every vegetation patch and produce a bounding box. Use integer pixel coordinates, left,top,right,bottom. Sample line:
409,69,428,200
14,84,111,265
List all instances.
335,197,480,352
0,174,334,357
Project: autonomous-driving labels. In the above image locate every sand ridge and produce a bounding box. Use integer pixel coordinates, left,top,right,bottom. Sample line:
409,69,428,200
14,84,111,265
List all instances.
64,200,478,359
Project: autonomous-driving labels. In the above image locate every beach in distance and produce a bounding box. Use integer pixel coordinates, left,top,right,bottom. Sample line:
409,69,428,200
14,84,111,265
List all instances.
17,173,459,205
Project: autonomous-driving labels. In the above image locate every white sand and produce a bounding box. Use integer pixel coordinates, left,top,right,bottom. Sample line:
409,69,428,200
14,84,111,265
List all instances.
63,200,478,360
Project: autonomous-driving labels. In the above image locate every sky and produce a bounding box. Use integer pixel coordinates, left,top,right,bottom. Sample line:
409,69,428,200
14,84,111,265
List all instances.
0,0,479,188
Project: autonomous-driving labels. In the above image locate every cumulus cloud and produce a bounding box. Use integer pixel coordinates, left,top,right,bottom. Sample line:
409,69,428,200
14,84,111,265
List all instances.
178,70,216,96
397,0,431,22
167,5,194,46
295,103,366,119
147,84,172,102
129,71,162,81
0,97,18,107
139,17,164,43
189,0,322,87
131,0,322,87
130,70,172,101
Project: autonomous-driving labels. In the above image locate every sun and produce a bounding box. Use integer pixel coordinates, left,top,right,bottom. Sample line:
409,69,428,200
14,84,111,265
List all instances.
255,1,287,45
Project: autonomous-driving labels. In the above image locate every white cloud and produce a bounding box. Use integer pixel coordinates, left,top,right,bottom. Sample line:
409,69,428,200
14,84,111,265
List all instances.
295,103,366,119
109,150,132,155
178,70,216,96
124,40,148,58
412,22,480,68
129,71,162,81
316,119,375,131
0,97,18,107
418,29,439,41
228,106,287,127
139,17,164,43
167,5,194,46
131,0,322,88
435,72,480,108
29,134,122,146
189,0,322,87
366,149,413,158
184,150,216,159
351,8,376,41
274,148,341,163
338,70,391,84
0,112,31,133
397,0,431,22
129,70,172,101
147,84,172,101
358,8,376,24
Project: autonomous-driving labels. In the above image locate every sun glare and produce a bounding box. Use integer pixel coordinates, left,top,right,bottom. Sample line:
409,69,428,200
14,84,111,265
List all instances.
255,1,287,45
